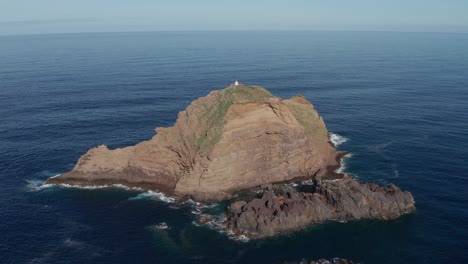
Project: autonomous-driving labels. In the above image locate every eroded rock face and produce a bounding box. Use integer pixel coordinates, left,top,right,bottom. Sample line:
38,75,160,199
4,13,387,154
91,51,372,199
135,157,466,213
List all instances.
226,179,415,238
47,84,337,201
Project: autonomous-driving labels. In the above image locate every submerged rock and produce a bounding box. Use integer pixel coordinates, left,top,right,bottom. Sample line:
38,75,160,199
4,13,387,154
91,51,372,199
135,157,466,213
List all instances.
197,214,214,224
47,84,338,201
226,178,415,238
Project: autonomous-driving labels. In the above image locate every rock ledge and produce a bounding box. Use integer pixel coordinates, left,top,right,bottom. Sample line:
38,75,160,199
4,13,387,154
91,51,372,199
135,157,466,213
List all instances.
226,178,415,238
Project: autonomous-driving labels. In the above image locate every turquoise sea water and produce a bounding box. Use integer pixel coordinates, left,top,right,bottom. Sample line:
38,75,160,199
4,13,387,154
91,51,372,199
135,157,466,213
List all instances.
0,31,467,263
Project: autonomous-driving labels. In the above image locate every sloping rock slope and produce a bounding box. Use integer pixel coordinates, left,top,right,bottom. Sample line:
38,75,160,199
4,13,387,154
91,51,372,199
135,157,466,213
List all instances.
47,84,338,201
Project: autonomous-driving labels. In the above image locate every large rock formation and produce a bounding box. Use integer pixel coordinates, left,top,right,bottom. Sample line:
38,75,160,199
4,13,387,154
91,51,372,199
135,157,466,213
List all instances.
226,178,416,238
47,84,338,201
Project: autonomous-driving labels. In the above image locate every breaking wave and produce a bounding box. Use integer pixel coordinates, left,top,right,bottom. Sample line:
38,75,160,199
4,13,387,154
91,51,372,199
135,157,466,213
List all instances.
27,173,147,192
31,174,177,204
26,179,54,191
336,153,353,174
192,214,250,242
329,133,348,147
128,190,176,203
56,183,143,191
184,199,219,215
26,174,63,191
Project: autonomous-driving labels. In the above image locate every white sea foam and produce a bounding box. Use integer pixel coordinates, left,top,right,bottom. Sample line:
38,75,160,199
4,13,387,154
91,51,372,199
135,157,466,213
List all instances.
32,174,147,192
201,203,218,209
56,183,143,192
323,178,344,183
301,178,315,185
191,209,202,215
184,199,219,215
192,214,250,242
46,181,176,203
203,203,218,209
57,184,108,189
128,190,176,203
40,176,177,204
236,235,250,242
26,173,64,191
48,173,62,179
284,182,300,187
156,222,170,230
148,222,171,231
26,179,54,191
191,220,202,227
336,153,353,174
329,133,349,147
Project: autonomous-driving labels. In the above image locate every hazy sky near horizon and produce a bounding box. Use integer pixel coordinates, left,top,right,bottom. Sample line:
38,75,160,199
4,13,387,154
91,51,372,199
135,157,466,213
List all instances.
1,0,468,35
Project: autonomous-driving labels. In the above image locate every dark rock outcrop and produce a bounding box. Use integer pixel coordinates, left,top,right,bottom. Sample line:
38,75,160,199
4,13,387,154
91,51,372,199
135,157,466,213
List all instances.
283,258,355,264
226,178,415,238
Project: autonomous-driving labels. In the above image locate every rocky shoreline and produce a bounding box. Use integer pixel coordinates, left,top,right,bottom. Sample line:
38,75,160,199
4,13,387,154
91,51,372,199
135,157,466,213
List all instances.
224,177,415,239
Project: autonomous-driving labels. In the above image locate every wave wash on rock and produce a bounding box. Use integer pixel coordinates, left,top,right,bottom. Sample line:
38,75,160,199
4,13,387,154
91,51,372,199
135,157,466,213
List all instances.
47,84,338,201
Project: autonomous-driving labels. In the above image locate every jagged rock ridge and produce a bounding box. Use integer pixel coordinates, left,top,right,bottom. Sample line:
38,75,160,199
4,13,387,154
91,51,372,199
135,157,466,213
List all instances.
226,178,416,238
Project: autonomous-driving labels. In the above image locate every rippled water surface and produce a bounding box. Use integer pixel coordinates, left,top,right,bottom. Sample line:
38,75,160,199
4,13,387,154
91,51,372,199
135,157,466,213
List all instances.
0,31,467,263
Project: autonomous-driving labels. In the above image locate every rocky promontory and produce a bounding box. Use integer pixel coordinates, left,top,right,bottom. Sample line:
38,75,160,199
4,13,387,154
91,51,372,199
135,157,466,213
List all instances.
226,178,415,238
47,84,338,201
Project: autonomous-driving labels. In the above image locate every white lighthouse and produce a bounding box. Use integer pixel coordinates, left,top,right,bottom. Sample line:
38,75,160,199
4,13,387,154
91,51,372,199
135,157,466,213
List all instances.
234,80,239,86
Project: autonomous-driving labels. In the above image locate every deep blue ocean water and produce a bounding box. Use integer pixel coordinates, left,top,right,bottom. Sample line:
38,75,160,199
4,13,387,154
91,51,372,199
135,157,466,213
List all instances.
0,31,467,263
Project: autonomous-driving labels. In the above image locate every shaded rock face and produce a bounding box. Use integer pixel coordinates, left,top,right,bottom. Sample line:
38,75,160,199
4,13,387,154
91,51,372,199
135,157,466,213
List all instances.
226,179,415,238
47,84,337,201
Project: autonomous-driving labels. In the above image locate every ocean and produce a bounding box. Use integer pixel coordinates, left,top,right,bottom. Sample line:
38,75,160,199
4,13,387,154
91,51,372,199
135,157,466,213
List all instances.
0,31,467,263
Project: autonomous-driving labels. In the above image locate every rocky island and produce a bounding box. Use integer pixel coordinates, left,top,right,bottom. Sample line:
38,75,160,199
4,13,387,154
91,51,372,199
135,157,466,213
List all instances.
47,83,415,238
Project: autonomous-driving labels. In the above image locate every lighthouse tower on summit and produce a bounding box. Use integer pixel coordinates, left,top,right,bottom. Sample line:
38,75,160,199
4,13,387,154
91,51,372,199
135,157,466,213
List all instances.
234,80,239,87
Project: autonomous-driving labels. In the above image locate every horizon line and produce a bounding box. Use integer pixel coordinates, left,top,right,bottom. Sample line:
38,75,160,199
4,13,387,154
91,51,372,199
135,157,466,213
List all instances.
1,28,468,38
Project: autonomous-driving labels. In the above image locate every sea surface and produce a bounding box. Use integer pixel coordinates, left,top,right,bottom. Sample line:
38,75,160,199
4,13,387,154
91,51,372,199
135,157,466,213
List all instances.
0,31,467,263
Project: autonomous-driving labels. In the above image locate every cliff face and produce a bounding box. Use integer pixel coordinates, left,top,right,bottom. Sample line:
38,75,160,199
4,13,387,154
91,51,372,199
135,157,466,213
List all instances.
47,84,337,201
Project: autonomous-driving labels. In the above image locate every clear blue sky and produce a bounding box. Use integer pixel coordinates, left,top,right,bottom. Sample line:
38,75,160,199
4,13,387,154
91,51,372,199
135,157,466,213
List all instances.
1,0,467,35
